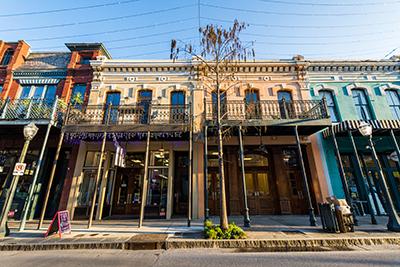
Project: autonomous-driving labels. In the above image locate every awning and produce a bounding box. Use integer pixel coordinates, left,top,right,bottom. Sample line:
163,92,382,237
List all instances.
322,120,400,138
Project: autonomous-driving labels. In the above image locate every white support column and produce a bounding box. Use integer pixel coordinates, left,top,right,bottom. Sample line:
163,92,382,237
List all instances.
166,147,174,220
96,150,111,220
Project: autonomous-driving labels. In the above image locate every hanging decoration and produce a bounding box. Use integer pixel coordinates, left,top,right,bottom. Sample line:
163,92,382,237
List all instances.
64,131,184,144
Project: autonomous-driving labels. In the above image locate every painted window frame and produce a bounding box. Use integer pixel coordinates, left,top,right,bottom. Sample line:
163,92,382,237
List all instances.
1,49,13,66
18,84,57,102
319,90,340,122
385,89,400,120
351,88,374,120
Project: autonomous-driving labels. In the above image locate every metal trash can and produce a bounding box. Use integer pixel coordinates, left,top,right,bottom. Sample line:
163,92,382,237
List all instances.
319,203,340,233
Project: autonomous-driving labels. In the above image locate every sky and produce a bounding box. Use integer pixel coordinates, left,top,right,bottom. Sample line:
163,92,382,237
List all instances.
0,0,399,60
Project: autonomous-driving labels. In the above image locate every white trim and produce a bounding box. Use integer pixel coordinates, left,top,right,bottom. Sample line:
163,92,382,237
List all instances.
379,83,400,95
345,83,373,96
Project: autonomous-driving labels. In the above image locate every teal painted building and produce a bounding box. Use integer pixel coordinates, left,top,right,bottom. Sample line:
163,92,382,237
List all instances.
307,58,400,216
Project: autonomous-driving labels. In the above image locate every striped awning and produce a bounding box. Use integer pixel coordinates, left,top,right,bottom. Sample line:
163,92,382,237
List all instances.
322,120,400,138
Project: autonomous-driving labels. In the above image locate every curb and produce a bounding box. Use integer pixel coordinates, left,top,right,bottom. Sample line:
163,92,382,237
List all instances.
1,237,400,252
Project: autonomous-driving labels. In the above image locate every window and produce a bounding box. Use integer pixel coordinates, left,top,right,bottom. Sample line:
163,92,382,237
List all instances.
171,91,186,122
80,57,91,64
277,91,292,119
1,49,13,65
19,85,57,102
277,91,292,102
70,84,86,106
211,91,227,118
352,89,373,120
319,90,339,122
138,90,152,123
171,91,185,106
386,89,400,119
245,89,260,119
0,84,3,94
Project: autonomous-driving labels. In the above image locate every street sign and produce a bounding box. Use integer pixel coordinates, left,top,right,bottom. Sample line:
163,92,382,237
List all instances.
44,210,71,238
12,163,26,176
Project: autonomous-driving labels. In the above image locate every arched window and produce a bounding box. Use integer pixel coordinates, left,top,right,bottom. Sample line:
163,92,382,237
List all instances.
277,91,292,119
138,90,152,123
352,89,373,120
277,91,292,102
171,91,186,122
319,90,339,122
211,90,227,118
385,89,400,119
1,49,13,65
245,89,260,119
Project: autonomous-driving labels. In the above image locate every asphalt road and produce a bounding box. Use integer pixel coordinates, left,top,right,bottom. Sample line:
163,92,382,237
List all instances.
1,249,400,267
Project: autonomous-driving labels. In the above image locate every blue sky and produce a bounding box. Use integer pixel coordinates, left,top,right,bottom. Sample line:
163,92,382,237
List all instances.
0,0,399,60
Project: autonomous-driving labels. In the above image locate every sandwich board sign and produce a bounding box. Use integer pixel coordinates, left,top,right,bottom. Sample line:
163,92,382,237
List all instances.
13,163,26,176
44,210,71,238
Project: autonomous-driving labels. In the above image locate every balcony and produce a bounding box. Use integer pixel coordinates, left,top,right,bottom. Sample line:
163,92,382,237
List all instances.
0,98,67,127
205,99,330,128
63,103,190,133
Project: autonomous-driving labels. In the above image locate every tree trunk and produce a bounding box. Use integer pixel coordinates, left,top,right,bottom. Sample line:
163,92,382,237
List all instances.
216,78,229,230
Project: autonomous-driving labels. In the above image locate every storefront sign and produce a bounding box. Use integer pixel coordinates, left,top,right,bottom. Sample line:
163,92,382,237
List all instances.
12,163,26,176
44,210,71,238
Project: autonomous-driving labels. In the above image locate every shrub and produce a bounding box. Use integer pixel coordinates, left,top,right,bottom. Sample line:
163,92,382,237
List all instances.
204,220,246,240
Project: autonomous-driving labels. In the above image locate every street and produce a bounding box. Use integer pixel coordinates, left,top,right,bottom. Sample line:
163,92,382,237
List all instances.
1,249,400,267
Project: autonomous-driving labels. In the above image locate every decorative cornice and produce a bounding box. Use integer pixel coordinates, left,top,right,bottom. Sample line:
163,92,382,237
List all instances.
13,70,67,78
18,78,60,85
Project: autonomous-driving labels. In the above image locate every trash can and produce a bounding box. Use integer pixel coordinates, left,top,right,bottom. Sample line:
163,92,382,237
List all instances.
319,203,340,233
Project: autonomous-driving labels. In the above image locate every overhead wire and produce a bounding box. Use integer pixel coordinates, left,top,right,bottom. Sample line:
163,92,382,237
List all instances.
257,0,400,7
0,4,196,32
0,0,141,18
26,18,197,42
200,3,397,16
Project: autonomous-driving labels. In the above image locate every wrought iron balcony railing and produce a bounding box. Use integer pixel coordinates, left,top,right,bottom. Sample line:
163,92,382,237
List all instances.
205,99,329,122
0,98,67,126
64,103,190,126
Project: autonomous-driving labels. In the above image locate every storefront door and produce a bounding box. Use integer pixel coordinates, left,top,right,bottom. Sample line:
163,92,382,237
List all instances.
207,171,220,216
245,171,274,214
112,168,142,216
173,152,189,216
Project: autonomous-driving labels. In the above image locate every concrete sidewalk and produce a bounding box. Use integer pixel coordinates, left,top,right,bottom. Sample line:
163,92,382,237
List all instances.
1,215,400,251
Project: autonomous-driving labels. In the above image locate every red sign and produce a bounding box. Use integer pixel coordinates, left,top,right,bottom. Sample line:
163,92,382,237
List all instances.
44,210,71,238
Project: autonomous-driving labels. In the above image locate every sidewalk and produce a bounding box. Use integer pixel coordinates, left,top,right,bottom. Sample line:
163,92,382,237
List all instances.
1,215,400,251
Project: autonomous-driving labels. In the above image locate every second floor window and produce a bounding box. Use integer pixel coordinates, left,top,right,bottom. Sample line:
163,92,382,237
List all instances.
70,84,86,106
1,49,13,65
20,85,57,103
352,89,373,120
319,90,339,122
385,89,400,119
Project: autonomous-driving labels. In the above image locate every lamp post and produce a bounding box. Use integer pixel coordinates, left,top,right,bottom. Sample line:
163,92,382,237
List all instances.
359,121,400,232
0,123,38,237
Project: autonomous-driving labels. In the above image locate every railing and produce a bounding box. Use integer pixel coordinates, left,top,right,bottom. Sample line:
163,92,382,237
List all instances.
64,103,190,126
205,99,329,122
0,98,67,126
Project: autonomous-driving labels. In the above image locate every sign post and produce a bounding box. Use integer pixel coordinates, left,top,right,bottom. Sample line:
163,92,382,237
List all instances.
44,210,71,238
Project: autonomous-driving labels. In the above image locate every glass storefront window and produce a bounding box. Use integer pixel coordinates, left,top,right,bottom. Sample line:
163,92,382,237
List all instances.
84,151,102,167
207,150,219,167
150,151,169,167
147,168,168,208
77,169,98,207
243,153,268,167
125,153,145,168
341,155,352,168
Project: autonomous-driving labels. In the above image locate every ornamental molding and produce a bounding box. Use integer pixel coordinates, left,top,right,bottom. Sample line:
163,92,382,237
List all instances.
345,83,374,96
378,83,400,95
13,70,67,78
18,78,60,85
313,84,339,96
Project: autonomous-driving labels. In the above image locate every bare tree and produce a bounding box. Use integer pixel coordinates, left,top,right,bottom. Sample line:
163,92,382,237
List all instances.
171,20,254,230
